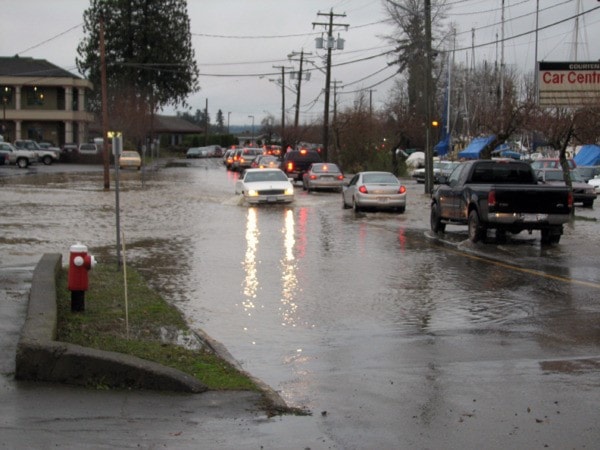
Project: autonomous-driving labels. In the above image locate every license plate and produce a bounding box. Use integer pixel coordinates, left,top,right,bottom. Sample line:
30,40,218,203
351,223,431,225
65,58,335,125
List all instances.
522,213,547,222
377,197,389,203
267,196,276,202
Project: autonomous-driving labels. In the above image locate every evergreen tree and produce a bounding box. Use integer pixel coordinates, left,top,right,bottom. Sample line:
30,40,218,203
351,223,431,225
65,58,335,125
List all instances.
76,0,199,122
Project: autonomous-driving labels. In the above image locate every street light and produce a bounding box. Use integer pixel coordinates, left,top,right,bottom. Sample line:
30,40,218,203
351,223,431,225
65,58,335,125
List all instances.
248,115,255,145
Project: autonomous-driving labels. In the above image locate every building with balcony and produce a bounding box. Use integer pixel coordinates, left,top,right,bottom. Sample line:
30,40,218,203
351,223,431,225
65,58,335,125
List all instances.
1,56,94,146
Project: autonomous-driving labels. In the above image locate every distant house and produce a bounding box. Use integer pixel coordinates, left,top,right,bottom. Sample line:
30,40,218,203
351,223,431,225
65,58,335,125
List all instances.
0,56,94,145
153,115,204,146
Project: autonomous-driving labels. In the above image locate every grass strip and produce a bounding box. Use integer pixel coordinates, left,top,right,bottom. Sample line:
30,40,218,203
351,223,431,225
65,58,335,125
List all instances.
55,262,258,391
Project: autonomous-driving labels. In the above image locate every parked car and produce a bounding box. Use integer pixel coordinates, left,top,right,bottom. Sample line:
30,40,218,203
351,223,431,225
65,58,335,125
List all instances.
302,162,344,192
575,165,600,183
440,161,461,178
14,139,59,165
78,143,98,154
0,142,38,168
535,168,595,207
342,171,407,213
119,151,142,170
280,149,322,181
588,175,600,195
207,145,223,157
251,155,279,169
234,168,294,204
530,158,576,170
186,147,208,158
412,160,446,184
0,146,9,165
231,147,263,172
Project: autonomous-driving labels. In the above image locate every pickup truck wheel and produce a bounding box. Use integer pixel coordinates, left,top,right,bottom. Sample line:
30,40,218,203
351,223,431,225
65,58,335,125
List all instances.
16,158,29,168
42,155,53,165
430,203,445,233
468,210,486,243
541,228,561,245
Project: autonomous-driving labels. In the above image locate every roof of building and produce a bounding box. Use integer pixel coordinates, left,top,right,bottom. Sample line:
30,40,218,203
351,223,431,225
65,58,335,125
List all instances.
153,115,204,133
0,56,80,79
89,115,204,135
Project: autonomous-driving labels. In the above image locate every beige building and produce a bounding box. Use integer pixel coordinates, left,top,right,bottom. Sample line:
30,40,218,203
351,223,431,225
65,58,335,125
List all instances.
1,56,94,146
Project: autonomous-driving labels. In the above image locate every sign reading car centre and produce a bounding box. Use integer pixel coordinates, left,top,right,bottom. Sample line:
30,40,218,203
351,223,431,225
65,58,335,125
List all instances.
538,61,600,107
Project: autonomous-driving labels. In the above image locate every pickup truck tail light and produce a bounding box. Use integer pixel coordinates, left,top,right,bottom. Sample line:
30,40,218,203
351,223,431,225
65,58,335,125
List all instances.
488,190,497,207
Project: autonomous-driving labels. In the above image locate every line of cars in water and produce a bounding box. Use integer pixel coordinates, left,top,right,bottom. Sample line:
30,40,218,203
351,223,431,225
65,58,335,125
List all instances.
225,145,408,212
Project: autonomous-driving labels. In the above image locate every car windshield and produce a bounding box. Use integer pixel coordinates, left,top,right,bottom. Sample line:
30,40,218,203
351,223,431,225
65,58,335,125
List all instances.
362,173,398,184
245,171,288,183
312,163,340,173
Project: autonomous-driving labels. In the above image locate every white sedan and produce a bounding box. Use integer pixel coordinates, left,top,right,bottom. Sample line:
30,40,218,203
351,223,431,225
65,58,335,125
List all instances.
235,168,294,204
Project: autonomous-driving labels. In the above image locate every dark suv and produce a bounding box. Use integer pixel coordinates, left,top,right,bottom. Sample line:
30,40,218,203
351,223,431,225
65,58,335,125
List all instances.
281,149,322,181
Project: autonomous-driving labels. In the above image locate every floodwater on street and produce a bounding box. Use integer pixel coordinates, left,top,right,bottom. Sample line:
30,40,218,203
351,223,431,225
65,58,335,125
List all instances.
1,159,599,448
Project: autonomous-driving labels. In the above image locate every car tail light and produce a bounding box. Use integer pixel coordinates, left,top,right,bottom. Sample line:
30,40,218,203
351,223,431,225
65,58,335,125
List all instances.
358,185,368,194
286,162,294,171
300,149,307,155
337,175,344,180
398,185,406,194
310,175,317,180
488,190,497,207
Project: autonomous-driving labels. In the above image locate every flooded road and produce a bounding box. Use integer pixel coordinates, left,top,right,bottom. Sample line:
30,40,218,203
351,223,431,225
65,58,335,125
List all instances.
1,160,599,448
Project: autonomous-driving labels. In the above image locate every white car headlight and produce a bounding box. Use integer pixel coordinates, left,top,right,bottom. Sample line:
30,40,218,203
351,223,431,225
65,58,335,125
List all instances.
247,189,259,197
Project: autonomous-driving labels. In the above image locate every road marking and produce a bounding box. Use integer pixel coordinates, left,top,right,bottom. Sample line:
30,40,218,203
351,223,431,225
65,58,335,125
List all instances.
444,246,600,289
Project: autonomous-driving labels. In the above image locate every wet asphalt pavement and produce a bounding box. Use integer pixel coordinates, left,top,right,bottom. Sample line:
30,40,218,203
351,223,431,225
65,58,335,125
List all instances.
1,159,599,449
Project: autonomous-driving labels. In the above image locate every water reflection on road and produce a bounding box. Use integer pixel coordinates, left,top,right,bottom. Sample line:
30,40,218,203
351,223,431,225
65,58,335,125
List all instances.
1,160,599,448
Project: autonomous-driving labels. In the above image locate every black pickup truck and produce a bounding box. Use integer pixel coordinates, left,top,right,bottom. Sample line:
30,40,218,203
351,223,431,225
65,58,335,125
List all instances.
430,160,573,244
280,149,322,181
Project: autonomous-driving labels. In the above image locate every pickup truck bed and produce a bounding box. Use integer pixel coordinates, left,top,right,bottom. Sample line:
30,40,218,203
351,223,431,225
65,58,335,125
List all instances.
430,160,573,244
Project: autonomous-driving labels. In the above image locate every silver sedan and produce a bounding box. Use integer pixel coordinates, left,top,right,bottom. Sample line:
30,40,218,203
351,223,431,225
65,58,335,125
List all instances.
302,162,345,192
342,171,407,213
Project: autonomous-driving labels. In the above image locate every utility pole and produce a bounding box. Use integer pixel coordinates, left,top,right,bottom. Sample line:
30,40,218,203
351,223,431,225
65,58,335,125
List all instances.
273,65,291,140
204,98,209,145
99,14,110,190
424,0,434,195
313,9,348,161
331,80,343,160
288,50,312,128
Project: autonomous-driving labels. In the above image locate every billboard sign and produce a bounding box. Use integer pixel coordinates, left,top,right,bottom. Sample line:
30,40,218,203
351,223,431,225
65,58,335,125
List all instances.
538,61,600,107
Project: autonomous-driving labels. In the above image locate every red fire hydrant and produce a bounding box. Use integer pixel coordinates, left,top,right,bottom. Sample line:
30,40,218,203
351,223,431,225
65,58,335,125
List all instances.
67,243,96,312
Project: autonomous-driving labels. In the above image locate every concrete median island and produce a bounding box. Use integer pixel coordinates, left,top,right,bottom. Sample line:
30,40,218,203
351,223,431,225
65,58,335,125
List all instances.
15,253,211,393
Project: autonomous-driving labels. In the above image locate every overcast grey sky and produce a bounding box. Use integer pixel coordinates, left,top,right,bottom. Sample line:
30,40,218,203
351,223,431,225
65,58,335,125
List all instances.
1,0,599,127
